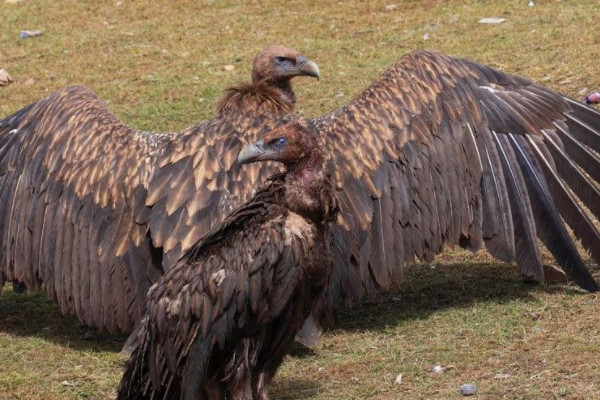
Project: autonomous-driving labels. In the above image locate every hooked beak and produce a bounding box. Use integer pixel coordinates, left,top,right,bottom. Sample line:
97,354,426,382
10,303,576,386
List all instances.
296,56,321,81
237,140,266,165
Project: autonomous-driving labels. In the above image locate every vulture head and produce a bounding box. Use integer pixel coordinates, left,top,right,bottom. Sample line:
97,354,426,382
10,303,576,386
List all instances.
237,119,320,170
251,46,321,103
238,119,335,222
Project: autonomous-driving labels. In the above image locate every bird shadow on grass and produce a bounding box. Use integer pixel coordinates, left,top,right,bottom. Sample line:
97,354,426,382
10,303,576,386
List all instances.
330,261,589,334
0,261,590,354
0,285,128,352
270,376,322,400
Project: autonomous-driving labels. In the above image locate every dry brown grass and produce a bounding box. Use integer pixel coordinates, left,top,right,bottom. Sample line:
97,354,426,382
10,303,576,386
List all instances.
1,0,600,399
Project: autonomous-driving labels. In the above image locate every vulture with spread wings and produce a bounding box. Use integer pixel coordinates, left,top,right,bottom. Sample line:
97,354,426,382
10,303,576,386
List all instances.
1,49,600,341
0,46,320,334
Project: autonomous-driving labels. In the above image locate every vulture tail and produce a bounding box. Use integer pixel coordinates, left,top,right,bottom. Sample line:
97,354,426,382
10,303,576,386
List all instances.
507,133,599,292
117,318,152,400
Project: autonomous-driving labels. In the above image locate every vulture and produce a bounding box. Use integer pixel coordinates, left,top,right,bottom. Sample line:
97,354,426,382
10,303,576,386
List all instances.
3,48,600,342
117,121,338,400
0,46,320,334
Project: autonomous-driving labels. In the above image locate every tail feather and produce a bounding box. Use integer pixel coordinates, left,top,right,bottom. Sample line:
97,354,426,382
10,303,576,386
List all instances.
565,97,600,131
554,121,600,183
528,134,600,266
117,318,151,400
508,134,599,292
562,112,600,154
493,132,544,282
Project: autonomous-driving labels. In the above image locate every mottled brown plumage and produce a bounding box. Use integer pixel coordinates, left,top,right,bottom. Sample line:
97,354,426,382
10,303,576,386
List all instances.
0,46,320,334
117,121,337,400
307,50,600,328
3,49,600,346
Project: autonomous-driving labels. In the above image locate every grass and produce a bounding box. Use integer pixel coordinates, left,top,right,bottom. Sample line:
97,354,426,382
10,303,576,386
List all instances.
1,0,600,398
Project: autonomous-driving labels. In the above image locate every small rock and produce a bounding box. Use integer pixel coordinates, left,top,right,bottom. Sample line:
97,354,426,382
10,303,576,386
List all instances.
528,1,534,6
460,383,477,396
385,4,397,11
24,78,35,86
317,367,325,373
478,17,506,24
0,69,13,87
223,64,234,72
60,380,74,387
394,373,402,384
432,365,444,373
350,377,359,382
422,33,430,41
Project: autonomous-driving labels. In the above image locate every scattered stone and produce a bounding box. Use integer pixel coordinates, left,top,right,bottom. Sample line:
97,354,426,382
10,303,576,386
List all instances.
317,367,325,373
20,30,43,39
60,380,74,387
422,33,430,41
432,365,444,374
24,77,35,86
0,69,12,87
460,383,477,396
223,64,234,72
385,4,398,11
394,373,403,384
478,17,506,24
528,1,535,6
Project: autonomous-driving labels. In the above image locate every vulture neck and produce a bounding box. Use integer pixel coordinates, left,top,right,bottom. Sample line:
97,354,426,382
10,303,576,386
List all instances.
283,151,330,223
266,78,295,105
216,81,294,114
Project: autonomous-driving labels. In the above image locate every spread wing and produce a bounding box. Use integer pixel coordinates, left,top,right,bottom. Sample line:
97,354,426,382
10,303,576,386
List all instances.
143,87,289,268
312,50,600,315
0,86,163,333
118,203,312,399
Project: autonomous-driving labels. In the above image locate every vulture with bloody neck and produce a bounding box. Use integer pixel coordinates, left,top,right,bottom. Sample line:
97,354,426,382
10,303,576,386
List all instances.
0,45,320,334
117,121,337,400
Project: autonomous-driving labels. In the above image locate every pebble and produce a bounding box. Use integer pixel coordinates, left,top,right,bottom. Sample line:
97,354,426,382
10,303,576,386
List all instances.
478,17,506,24
460,383,477,396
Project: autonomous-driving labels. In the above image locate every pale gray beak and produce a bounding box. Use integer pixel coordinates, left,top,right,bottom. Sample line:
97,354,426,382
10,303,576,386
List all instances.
237,140,266,165
297,57,321,81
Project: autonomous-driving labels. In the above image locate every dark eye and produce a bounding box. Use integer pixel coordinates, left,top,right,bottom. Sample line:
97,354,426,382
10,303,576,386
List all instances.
274,137,286,147
275,56,289,65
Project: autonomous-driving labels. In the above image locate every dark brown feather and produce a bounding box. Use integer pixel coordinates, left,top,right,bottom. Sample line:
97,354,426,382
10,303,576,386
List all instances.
0,46,318,335
117,122,337,400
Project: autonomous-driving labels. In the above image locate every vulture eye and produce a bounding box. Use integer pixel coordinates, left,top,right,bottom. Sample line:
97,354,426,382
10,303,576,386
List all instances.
275,56,290,65
273,137,286,147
